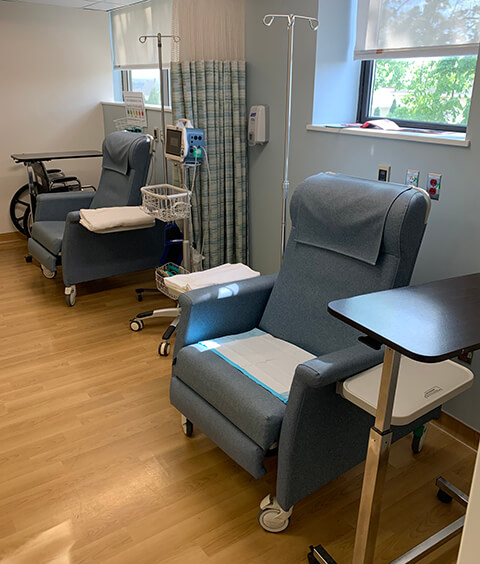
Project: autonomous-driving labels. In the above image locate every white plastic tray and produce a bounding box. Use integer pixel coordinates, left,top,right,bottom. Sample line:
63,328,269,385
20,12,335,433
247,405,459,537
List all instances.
339,357,473,425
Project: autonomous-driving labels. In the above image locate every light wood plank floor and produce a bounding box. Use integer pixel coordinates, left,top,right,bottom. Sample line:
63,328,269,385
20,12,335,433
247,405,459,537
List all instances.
0,236,476,563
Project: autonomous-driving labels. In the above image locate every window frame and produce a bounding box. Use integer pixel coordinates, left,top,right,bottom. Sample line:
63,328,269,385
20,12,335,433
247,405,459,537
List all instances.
357,60,469,133
120,67,171,108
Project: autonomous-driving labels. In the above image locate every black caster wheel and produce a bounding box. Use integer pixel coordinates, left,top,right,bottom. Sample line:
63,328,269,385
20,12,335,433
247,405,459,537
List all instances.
158,341,171,356
182,416,193,437
129,319,144,332
25,255,33,263
411,424,427,454
437,489,453,504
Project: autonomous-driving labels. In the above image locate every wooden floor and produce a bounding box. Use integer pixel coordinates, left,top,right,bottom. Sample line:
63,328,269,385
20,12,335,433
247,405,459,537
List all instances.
0,235,476,563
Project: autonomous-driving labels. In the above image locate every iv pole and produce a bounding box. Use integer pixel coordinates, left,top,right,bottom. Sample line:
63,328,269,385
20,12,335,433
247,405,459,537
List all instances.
139,33,180,184
263,14,319,261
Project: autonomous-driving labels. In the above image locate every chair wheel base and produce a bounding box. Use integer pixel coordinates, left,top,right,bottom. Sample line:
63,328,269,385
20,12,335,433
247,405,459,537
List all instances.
158,341,171,356
257,495,292,533
65,285,77,307
130,319,144,332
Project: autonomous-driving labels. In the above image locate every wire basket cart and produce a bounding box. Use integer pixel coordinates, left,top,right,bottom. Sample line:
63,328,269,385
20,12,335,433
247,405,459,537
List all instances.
155,262,190,300
129,185,192,356
141,184,191,223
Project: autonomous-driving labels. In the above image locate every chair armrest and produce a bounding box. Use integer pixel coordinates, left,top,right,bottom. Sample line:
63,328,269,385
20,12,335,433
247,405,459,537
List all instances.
174,273,277,355
294,343,385,389
35,191,95,221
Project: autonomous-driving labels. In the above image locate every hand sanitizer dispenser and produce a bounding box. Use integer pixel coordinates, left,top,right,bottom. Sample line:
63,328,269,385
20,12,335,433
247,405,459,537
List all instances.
248,105,269,146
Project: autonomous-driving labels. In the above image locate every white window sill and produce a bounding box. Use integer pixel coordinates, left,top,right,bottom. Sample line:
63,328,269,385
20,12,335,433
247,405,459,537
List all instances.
307,124,470,148
101,101,172,113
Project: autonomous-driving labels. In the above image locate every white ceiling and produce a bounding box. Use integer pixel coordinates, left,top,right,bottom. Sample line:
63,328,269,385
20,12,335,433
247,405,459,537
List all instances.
11,0,141,11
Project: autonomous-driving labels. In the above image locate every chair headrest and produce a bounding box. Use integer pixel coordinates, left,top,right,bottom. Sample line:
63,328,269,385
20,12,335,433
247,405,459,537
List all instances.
290,173,412,265
102,131,150,175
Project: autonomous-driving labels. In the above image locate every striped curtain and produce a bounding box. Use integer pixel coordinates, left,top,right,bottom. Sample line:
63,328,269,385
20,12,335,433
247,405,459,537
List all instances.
170,61,247,269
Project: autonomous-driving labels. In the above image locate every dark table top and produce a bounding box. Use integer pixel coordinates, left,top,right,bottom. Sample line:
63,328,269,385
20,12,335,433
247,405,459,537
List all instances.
11,150,102,163
328,273,480,363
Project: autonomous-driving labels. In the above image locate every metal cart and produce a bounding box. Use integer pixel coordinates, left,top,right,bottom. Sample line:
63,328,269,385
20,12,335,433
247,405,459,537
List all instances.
129,183,191,356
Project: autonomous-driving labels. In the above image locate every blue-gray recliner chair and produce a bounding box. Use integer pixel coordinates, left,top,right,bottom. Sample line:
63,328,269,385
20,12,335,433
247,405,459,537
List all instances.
170,173,439,532
27,132,165,306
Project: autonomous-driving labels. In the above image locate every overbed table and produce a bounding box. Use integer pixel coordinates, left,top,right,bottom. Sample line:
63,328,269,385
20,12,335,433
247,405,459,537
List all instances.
10,150,103,235
308,273,480,564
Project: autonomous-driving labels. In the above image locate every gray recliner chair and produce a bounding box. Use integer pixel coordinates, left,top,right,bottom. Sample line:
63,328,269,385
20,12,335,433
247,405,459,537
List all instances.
27,131,165,306
170,173,439,532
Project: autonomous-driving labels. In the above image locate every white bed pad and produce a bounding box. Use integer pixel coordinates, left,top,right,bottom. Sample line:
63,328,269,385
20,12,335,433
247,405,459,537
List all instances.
194,328,315,403
79,206,155,233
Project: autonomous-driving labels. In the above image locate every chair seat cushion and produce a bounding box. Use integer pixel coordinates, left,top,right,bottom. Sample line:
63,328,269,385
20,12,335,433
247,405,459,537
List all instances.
173,344,286,450
31,221,65,255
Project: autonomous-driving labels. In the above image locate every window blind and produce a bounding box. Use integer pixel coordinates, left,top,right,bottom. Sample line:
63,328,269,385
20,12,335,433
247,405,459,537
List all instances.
355,0,480,60
111,0,172,69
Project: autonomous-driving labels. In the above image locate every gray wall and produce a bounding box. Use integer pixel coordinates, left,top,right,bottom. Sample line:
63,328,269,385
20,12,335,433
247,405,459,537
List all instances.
246,0,480,430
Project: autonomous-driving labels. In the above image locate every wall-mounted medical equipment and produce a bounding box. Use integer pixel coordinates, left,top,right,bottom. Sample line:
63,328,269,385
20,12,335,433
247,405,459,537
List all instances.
248,105,270,146
165,119,205,164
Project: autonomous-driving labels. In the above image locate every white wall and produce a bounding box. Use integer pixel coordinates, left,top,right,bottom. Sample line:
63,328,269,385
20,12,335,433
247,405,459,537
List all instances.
0,1,113,234
246,0,480,430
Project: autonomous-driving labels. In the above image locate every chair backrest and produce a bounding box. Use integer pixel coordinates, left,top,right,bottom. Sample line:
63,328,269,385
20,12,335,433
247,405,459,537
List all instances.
259,173,429,357
90,131,152,209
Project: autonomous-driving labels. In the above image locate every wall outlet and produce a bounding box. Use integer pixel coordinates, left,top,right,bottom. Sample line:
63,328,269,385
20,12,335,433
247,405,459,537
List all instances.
405,169,420,187
377,164,391,182
426,173,442,200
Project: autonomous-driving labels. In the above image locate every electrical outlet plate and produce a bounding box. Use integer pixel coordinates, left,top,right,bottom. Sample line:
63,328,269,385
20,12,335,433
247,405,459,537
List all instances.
405,169,420,187
377,165,391,182
427,173,442,200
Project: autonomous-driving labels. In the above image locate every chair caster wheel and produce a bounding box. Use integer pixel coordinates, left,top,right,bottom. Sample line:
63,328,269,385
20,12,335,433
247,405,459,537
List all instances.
130,319,144,332
25,255,33,263
437,489,453,504
257,495,292,533
181,415,193,437
412,424,428,454
65,286,76,307
41,265,56,279
158,341,171,356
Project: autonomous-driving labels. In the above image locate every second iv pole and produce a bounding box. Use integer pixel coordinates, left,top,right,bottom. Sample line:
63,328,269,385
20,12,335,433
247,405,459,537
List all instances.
139,33,180,184
263,14,319,261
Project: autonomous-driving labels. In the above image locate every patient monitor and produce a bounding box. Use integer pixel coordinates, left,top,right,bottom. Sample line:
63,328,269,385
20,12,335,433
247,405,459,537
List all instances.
165,119,205,164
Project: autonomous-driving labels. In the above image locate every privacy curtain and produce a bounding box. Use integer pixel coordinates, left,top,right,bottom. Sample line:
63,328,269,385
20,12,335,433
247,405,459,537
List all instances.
170,0,247,269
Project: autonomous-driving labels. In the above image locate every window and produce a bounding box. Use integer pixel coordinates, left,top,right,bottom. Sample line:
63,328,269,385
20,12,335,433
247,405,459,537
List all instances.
358,55,477,131
355,0,480,131
110,1,173,106
121,68,171,107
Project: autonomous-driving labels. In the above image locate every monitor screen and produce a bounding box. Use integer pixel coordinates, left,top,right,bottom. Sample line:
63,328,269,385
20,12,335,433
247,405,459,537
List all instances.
166,129,183,157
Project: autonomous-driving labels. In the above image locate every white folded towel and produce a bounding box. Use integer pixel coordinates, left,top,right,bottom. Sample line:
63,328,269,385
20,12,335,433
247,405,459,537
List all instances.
79,206,155,233
163,263,260,294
